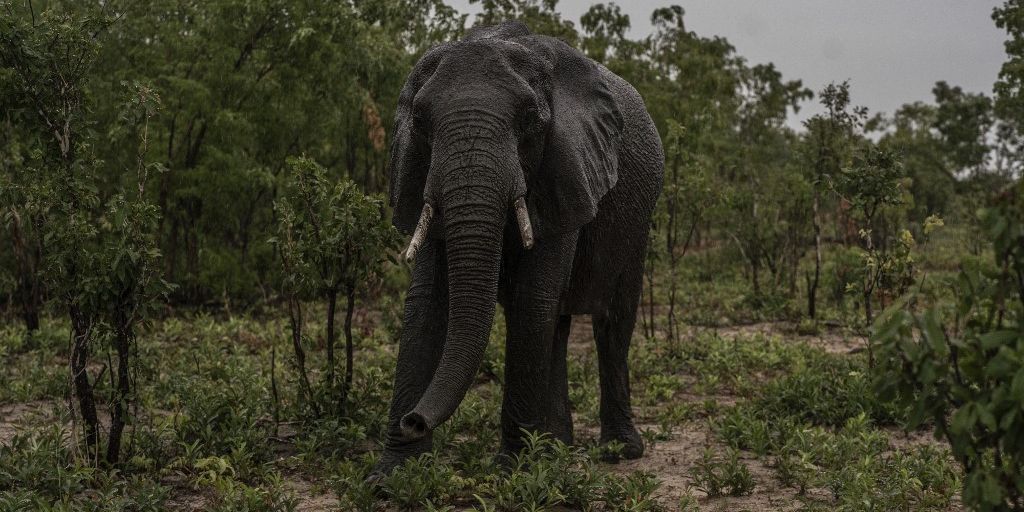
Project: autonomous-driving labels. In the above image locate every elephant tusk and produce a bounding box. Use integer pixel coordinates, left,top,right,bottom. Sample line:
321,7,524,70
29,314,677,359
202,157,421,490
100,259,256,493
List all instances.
514,197,534,249
405,203,434,262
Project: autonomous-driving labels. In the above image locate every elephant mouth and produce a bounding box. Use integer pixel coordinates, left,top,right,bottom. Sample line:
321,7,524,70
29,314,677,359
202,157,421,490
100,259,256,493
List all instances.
404,197,534,262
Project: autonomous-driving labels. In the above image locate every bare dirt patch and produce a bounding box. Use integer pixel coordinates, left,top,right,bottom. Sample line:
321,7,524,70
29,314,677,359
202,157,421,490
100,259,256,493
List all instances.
567,316,867,355
0,400,56,446
286,476,340,512
704,321,866,355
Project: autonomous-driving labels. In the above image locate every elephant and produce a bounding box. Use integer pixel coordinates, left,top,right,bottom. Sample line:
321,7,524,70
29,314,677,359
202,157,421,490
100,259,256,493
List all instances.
370,21,664,479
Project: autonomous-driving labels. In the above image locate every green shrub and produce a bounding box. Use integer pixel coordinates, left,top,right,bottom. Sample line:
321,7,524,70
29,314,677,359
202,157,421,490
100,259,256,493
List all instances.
688,448,755,497
874,182,1024,511
753,355,902,427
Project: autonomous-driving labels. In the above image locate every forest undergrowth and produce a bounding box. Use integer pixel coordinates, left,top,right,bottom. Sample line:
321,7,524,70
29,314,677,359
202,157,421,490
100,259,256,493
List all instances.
0,239,970,512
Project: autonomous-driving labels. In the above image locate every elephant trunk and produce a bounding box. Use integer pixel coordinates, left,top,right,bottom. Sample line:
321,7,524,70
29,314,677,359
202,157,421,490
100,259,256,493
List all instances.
400,130,512,440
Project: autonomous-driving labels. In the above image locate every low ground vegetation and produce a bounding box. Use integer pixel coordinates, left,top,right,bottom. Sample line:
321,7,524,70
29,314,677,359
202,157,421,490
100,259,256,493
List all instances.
0,239,978,510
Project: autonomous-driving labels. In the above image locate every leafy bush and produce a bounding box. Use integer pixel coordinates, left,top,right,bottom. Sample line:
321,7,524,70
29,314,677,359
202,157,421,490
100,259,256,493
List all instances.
874,182,1024,511
273,155,400,413
754,356,902,427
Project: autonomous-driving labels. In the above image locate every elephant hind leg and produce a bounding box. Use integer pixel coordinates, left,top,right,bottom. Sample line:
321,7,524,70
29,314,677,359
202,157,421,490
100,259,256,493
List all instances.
548,314,574,446
592,270,644,462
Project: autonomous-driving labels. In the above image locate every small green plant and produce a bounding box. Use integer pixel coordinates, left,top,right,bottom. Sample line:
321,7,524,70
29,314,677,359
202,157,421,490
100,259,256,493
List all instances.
600,471,665,512
382,453,462,510
773,449,817,494
689,448,755,497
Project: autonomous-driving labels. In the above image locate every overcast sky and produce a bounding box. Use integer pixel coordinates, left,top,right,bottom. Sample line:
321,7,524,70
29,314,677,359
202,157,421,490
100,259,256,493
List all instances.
450,0,1008,131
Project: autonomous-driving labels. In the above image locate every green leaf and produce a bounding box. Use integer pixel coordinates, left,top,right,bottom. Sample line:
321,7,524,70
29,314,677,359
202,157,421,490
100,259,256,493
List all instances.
919,309,947,355
1012,370,1024,401
978,404,998,431
985,348,1018,379
906,399,928,430
872,309,908,344
950,404,975,435
999,409,1017,431
981,471,1004,505
980,330,1019,350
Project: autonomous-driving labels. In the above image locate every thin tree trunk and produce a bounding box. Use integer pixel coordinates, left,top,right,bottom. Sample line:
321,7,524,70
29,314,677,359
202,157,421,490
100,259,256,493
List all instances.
809,190,822,319
863,217,876,366
668,217,700,341
326,288,337,386
288,296,315,413
864,287,874,325
863,216,875,328
106,310,132,465
644,234,657,340
751,257,761,296
270,344,279,436
343,285,356,399
69,305,99,463
8,211,42,332
18,283,41,332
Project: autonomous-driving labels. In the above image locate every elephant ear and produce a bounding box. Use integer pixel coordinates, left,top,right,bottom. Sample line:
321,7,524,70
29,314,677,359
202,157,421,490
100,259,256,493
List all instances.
517,35,624,238
388,43,452,234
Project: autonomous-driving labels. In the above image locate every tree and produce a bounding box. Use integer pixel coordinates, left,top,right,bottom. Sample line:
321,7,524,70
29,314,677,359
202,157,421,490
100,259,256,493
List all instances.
993,0,1024,177
726,63,811,297
932,81,994,176
273,156,400,412
635,5,743,330
0,3,168,465
802,82,867,319
661,120,720,341
872,102,954,225
831,145,906,331
580,3,630,63
90,0,426,304
0,109,43,332
471,0,579,42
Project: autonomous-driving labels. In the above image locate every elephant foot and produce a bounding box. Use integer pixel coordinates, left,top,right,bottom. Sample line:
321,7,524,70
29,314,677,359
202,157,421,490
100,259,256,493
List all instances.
598,426,644,463
364,458,397,489
363,469,388,492
365,442,431,486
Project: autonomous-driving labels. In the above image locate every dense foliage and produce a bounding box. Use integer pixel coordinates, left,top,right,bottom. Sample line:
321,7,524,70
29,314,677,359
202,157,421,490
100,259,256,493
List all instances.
875,182,1024,511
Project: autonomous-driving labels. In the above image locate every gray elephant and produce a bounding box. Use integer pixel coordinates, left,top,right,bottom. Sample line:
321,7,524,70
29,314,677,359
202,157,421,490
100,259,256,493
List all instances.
371,21,664,479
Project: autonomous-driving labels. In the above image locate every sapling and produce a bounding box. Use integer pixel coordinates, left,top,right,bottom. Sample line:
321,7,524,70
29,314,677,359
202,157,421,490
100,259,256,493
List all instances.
273,156,399,412
830,145,906,333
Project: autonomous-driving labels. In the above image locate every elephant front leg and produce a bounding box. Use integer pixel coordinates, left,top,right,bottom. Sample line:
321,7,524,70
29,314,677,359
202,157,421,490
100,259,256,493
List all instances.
369,239,448,480
499,233,578,457
593,270,644,462
548,315,574,445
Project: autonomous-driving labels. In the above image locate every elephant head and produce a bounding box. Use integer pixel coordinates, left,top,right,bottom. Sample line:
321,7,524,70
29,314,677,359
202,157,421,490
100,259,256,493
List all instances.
388,21,623,440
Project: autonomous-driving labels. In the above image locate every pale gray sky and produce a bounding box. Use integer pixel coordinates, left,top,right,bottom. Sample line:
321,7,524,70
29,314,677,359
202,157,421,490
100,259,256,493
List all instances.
450,0,1007,130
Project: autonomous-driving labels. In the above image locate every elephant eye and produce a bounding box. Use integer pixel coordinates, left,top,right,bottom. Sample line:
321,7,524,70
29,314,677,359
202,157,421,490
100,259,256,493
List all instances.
518,104,541,135
411,110,430,136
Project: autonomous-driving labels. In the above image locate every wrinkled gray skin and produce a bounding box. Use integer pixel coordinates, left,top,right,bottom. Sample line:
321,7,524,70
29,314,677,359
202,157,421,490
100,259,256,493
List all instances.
370,21,664,479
